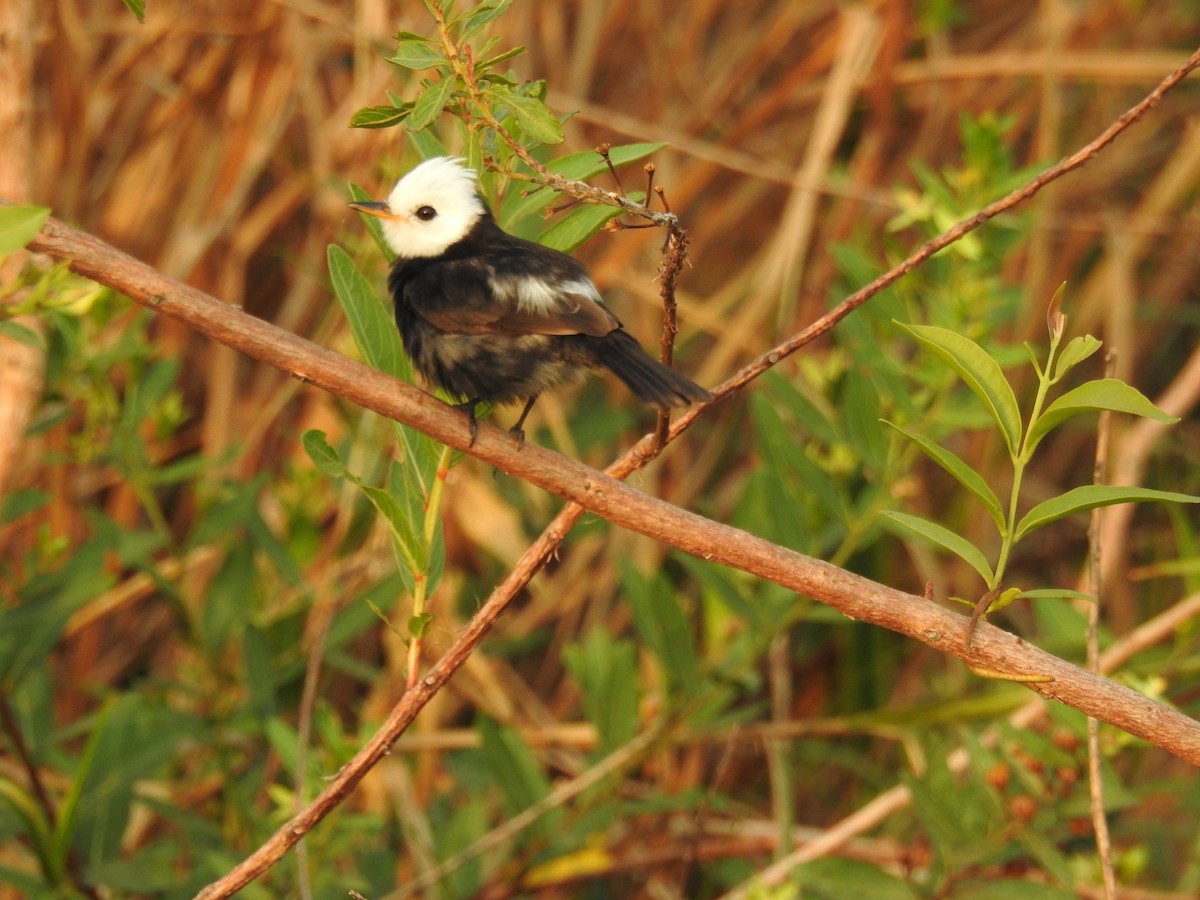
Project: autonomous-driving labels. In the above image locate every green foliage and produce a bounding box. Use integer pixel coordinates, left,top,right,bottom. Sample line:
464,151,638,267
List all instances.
882,289,1199,619
121,0,146,23
0,205,49,255
348,1,667,251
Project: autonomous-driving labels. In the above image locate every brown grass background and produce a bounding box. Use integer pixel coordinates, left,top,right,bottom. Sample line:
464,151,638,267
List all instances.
5,0,1200,894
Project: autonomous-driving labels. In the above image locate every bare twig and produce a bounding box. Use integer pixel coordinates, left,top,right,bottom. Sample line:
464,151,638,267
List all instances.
1088,352,1118,900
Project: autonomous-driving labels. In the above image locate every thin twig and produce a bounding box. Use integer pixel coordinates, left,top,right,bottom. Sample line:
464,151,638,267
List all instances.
1088,351,1118,900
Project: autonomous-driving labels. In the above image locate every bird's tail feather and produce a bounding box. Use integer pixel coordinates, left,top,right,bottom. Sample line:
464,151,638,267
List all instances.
593,331,711,408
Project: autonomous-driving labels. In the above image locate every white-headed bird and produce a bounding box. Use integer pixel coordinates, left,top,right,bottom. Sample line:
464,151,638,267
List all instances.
349,157,710,442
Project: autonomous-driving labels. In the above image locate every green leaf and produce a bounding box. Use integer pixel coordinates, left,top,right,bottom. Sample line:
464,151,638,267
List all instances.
302,431,427,573
1025,378,1176,457
388,38,447,70
350,104,410,129
477,719,553,817
1016,588,1097,604
897,322,1022,456
884,421,1005,532
302,428,350,479
563,630,639,754
0,320,45,349
54,700,115,865
1015,485,1200,541
477,45,526,71
456,0,514,38
0,205,50,254
840,371,887,471
406,76,457,132
537,204,622,252
1051,334,1101,382
880,510,995,583
623,563,702,696
121,0,145,22
407,612,434,639
496,90,564,144
327,244,411,380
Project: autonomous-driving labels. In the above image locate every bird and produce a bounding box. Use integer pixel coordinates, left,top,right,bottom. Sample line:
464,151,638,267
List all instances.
348,156,711,444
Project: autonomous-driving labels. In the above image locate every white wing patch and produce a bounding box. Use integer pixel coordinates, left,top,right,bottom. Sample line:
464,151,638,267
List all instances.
490,273,602,314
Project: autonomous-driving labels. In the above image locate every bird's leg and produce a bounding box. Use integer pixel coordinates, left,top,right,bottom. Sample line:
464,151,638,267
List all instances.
508,393,540,448
453,399,480,447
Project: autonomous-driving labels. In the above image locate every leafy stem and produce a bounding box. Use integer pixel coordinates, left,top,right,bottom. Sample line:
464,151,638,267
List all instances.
417,0,678,228
883,286,1197,645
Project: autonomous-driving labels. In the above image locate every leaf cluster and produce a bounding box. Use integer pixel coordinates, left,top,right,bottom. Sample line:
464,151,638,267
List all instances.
883,287,1198,620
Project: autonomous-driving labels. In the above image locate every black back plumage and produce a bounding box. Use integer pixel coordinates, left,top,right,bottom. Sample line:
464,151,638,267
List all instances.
387,209,711,412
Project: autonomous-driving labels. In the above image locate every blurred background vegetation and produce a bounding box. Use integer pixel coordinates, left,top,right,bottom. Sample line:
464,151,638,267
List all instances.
2,0,1200,897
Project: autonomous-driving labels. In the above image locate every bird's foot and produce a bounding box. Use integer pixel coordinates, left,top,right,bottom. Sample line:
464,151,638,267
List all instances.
507,393,539,452
454,400,480,447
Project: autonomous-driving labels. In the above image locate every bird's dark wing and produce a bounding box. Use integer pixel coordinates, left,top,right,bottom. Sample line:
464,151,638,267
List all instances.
401,254,620,338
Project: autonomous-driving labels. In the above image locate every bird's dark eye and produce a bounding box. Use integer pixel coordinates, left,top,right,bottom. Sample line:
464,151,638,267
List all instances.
415,205,437,221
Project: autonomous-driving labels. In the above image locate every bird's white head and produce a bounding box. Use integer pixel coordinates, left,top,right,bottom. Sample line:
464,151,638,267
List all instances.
351,157,485,259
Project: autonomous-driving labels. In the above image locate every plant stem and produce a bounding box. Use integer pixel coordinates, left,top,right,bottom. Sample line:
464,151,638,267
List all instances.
991,326,1066,589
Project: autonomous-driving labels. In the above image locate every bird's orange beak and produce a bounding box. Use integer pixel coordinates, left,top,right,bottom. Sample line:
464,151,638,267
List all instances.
348,200,400,219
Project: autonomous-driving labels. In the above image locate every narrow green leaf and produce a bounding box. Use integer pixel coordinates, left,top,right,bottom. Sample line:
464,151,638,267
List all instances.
53,701,114,867
500,91,565,144
327,244,411,380
350,104,410,129
302,429,350,479
623,563,702,696
0,779,54,871
0,321,45,349
1016,588,1097,604
537,204,622,252
897,322,1022,456
563,630,639,754
477,45,526,71
478,719,553,816
366,486,425,572
1051,334,1101,382
1025,378,1176,458
457,0,514,38
0,205,50,254
1016,484,1200,541
880,510,995,583
406,76,456,132
884,421,1005,532
122,0,146,22
302,430,426,573
840,371,886,471
388,38,446,70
